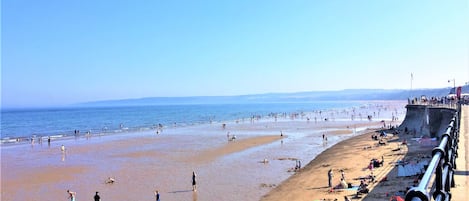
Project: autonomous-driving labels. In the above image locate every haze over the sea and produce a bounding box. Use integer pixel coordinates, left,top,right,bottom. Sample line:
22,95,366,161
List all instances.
2,1,468,108
76,87,469,107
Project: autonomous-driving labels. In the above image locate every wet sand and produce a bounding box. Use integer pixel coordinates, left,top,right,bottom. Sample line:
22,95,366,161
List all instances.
1,101,406,201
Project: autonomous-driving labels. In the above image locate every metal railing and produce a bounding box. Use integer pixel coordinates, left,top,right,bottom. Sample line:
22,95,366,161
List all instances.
407,99,458,109
405,104,460,201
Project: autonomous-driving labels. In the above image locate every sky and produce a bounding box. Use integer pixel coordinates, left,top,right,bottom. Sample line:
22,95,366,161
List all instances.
2,0,469,108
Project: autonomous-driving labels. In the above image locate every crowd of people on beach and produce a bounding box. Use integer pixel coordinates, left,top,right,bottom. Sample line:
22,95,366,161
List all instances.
323,128,398,201
4,102,408,201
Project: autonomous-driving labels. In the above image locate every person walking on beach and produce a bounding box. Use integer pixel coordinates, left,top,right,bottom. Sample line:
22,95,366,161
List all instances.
67,190,76,201
192,171,197,192
295,160,302,170
154,190,160,201
61,145,65,152
94,191,101,201
328,169,333,187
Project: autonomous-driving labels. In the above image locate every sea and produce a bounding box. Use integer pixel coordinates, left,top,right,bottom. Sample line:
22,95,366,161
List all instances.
1,101,364,143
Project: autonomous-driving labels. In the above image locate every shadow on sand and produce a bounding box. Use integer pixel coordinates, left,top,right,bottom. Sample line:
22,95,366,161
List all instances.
168,189,193,194
307,186,331,190
358,129,434,200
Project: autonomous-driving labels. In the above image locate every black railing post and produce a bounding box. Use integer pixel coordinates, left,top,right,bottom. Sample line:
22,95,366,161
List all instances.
433,147,444,200
405,106,460,201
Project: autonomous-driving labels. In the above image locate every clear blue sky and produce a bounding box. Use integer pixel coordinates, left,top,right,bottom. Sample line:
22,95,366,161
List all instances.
2,0,468,108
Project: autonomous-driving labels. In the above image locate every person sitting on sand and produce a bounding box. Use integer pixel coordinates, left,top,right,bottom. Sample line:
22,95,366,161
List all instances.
334,178,348,189
368,161,374,171
378,139,386,145
340,178,348,189
374,158,383,167
334,178,347,189
359,179,367,188
369,172,375,182
105,177,115,184
357,179,370,194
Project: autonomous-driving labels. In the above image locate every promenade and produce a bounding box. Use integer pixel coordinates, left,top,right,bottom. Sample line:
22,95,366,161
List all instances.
453,105,468,200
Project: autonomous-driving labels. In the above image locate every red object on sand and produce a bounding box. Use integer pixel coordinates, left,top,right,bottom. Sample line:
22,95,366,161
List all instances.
390,196,404,201
381,176,388,182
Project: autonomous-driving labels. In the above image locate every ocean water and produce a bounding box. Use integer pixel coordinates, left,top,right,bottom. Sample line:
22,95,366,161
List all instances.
1,101,363,142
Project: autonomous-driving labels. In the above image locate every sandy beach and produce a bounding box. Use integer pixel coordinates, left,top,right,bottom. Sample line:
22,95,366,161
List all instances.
261,105,458,201
261,128,433,201
1,101,406,201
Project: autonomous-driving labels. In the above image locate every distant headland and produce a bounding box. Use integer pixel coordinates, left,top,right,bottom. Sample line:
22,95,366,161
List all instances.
77,86,469,107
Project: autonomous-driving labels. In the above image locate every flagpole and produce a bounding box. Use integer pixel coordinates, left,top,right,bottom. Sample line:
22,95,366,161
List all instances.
411,73,413,91
410,73,413,98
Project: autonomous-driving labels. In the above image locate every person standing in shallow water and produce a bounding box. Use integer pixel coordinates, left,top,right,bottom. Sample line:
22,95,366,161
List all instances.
154,190,160,201
67,190,76,201
192,171,197,191
94,191,100,201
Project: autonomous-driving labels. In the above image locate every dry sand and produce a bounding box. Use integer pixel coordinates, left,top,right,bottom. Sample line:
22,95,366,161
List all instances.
261,131,402,201
262,121,442,200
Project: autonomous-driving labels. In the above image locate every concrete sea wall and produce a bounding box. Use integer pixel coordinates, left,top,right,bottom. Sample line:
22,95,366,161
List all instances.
398,104,456,138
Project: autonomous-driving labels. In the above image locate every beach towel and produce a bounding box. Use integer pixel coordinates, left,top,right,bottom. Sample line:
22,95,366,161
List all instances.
344,186,359,191
397,160,428,177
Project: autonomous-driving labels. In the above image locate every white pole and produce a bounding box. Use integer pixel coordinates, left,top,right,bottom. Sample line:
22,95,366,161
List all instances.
410,73,413,98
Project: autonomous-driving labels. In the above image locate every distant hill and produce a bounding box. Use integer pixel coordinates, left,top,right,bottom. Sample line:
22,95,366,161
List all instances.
77,86,469,107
